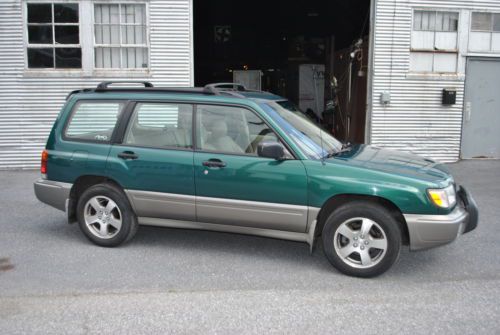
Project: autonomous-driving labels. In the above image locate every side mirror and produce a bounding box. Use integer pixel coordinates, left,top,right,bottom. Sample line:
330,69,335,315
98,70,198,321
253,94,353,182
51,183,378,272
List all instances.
257,142,286,160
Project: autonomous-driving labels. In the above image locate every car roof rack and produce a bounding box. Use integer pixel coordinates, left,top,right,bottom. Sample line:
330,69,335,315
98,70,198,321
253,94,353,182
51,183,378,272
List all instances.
204,83,247,92
96,81,154,90
66,81,267,100
92,81,216,95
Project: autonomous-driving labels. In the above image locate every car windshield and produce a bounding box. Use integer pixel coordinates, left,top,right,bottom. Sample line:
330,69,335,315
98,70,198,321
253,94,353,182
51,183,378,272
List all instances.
260,100,343,159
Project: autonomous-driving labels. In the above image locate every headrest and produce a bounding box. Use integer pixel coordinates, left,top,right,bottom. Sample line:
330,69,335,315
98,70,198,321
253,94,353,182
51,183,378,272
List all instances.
211,120,228,138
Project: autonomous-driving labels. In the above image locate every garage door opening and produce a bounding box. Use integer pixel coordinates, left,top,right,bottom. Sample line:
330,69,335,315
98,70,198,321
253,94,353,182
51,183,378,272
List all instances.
194,0,372,143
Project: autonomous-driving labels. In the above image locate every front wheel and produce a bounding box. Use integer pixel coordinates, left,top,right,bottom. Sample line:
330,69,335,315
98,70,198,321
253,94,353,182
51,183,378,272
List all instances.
322,201,401,277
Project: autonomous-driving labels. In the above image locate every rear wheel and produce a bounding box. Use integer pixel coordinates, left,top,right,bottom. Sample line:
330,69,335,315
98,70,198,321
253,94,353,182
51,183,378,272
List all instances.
76,183,138,247
322,201,401,277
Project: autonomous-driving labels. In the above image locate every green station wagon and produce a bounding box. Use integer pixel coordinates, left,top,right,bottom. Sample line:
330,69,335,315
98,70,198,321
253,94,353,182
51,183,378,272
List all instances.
34,81,478,277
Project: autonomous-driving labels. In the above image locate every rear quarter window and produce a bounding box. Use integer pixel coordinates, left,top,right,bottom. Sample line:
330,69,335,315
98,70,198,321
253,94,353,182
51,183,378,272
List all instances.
64,101,124,142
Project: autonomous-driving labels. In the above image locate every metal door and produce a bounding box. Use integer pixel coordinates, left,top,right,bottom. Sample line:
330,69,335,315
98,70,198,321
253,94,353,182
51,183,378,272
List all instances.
461,58,500,159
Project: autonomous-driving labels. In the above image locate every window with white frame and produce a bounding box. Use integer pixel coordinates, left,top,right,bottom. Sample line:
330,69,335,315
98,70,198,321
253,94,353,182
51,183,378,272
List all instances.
469,12,500,52
410,10,459,73
94,3,148,69
26,2,81,68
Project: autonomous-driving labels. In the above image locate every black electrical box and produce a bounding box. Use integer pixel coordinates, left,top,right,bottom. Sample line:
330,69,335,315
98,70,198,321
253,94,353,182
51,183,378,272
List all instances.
442,88,456,105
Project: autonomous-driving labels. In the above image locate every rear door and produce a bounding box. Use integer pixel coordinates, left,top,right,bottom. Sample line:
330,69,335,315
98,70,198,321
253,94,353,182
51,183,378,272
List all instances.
193,104,309,232
106,101,196,221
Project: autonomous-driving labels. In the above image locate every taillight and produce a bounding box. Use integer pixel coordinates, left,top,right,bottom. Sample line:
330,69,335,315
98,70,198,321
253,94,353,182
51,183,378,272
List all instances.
41,150,48,175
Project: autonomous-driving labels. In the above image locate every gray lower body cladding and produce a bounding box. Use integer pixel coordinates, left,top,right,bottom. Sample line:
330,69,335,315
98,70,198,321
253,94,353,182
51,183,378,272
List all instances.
33,179,478,251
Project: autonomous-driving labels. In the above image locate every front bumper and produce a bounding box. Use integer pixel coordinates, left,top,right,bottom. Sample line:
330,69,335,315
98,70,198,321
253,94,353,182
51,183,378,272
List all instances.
404,186,478,251
34,179,72,212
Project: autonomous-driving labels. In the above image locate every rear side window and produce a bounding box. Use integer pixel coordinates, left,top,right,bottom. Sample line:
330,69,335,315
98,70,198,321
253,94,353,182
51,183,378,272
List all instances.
65,101,124,142
124,102,193,149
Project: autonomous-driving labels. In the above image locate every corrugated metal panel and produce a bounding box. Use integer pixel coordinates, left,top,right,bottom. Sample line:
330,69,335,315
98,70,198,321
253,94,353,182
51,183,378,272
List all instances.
0,0,192,169
370,0,500,162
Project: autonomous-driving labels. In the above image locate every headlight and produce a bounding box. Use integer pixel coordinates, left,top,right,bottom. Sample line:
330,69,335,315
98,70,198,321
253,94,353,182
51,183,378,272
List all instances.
428,184,456,208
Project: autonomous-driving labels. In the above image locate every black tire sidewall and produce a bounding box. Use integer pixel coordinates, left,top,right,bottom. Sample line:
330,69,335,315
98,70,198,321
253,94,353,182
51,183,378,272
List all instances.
76,183,137,247
322,202,401,278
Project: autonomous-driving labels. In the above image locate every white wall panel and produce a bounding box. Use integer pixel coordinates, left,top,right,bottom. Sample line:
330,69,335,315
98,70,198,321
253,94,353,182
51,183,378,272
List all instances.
370,0,500,162
0,0,193,169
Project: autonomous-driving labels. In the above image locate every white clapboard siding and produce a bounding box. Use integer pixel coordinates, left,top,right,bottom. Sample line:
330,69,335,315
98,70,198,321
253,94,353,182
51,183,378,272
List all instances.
0,0,192,169
371,0,500,162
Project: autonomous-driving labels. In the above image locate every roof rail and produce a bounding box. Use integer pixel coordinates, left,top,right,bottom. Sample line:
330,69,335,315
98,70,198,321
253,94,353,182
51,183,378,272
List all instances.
65,88,93,101
204,83,247,92
93,81,217,95
96,81,154,90
218,90,246,98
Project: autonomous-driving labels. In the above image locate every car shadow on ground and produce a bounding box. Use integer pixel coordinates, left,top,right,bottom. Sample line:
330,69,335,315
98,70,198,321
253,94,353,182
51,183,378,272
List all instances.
31,213,446,279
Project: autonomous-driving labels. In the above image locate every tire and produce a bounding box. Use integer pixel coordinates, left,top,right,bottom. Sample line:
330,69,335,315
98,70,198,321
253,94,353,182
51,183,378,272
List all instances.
76,183,138,247
322,201,401,278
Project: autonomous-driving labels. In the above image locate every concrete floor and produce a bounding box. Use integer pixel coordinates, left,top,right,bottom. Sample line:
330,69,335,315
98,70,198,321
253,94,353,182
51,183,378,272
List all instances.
0,160,499,334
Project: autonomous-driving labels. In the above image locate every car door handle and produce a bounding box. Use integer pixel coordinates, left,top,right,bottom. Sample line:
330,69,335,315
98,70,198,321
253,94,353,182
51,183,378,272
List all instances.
118,151,138,160
202,159,226,168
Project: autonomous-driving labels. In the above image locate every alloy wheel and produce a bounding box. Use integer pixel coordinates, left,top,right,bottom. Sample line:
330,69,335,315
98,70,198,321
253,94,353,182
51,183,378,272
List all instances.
333,217,388,269
83,196,122,239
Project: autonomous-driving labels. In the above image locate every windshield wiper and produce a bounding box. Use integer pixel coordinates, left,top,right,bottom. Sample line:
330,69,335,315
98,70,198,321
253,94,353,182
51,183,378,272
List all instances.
341,142,352,150
323,142,353,159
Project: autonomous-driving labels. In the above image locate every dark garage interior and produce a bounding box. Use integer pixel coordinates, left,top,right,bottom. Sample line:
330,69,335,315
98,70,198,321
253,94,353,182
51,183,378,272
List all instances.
194,0,371,143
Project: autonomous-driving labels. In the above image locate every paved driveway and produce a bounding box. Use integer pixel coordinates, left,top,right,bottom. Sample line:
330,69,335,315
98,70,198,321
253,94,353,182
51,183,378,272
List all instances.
0,160,499,334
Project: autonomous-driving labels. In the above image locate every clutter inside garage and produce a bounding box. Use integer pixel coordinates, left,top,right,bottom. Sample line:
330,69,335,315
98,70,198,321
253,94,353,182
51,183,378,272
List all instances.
194,0,371,143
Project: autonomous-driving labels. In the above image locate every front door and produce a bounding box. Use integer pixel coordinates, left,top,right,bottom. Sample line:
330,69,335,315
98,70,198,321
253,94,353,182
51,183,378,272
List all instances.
461,58,500,158
107,101,196,221
193,104,309,232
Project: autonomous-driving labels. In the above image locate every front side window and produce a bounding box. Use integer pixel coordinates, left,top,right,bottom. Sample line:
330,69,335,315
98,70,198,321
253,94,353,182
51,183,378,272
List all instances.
65,102,124,141
196,105,287,156
124,103,193,149
94,4,148,69
469,12,500,52
26,2,81,68
410,10,458,73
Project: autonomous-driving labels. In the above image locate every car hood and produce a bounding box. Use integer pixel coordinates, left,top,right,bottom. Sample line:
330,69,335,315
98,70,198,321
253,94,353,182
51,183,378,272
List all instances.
328,144,452,184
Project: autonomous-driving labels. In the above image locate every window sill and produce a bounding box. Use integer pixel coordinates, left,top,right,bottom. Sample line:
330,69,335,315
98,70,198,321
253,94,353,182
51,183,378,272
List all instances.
92,69,151,78
23,69,151,78
406,72,465,81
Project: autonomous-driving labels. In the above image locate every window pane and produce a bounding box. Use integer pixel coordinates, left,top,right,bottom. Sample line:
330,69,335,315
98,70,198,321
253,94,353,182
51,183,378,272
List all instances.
27,4,52,23
472,12,492,31
420,11,436,31
54,4,78,23
436,12,444,31
121,5,145,24
435,12,458,31
122,47,148,68
469,32,491,51
197,105,278,155
96,24,120,44
123,47,136,68
494,14,500,32
122,25,146,45
95,4,120,24
428,11,436,31
413,11,423,30
27,48,53,68
433,53,457,73
55,26,79,44
410,52,433,72
125,103,193,149
66,102,123,140
95,47,120,68
136,26,146,44
55,48,81,68
447,12,458,31
28,25,53,44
